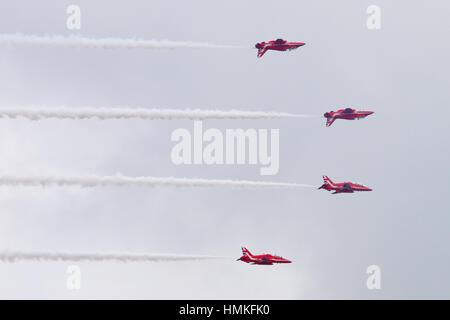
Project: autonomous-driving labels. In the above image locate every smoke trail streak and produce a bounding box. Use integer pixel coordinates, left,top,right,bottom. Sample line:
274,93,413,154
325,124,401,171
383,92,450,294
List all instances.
0,251,225,263
0,175,315,189
0,107,317,121
0,34,239,50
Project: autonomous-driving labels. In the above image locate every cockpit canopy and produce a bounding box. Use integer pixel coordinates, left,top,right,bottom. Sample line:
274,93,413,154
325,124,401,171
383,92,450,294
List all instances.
274,38,286,45
343,108,354,113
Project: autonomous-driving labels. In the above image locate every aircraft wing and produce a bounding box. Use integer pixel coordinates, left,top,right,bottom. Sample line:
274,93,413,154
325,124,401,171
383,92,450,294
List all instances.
332,184,354,194
260,257,274,264
253,257,273,265
341,183,354,192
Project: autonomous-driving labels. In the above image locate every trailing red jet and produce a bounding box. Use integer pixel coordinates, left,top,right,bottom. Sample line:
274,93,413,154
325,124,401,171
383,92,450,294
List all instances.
237,247,291,265
319,175,372,194
255,38,306,58
324,108,374,127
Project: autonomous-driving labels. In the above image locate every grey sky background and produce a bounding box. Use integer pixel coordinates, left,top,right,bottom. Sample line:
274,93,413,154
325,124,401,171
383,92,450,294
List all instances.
0,0,449,299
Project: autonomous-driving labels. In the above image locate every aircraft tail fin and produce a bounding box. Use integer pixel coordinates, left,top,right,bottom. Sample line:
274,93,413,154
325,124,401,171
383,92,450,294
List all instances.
241,247,254,258
257,48,268,58
323,175,334,186
326,117,336,127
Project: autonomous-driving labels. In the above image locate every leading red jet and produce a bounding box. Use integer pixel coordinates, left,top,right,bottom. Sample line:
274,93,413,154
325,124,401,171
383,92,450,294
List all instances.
237,247,292,265
319,175,372,194
324,108,374,127
255,38,306,58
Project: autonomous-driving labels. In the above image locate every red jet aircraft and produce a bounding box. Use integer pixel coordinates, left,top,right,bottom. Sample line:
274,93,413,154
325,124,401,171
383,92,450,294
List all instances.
255,38,306,58
319,175,372,194
237,247,292,265
324,108,374,127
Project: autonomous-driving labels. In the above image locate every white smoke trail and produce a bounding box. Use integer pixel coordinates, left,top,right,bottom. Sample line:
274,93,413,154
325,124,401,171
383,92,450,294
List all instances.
0,107,316,121
0,175,315,189
0,251,225,263
0,34,239,50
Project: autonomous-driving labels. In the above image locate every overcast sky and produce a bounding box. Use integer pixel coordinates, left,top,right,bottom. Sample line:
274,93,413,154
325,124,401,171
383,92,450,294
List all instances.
0,0,449,299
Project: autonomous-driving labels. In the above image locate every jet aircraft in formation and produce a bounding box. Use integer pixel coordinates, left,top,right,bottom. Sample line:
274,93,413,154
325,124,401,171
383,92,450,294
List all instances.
324,108,374,127
318,175,372,194
255,38,306,58
237,247,292,265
